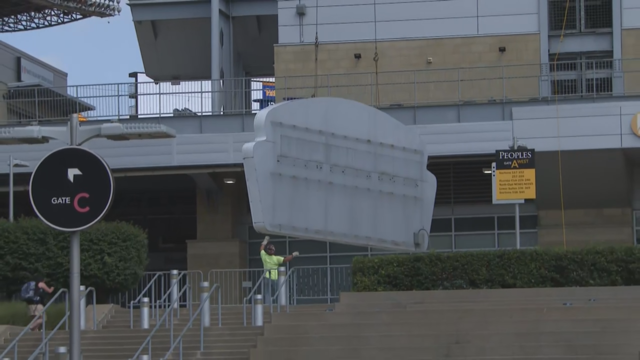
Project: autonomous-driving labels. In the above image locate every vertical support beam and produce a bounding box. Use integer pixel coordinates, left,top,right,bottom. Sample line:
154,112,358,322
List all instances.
612,0,624,95
211,0,221,114
539,0,550,98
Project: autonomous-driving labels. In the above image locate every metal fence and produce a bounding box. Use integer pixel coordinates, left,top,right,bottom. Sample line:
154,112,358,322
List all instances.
112,265,352,309
1,59,635,125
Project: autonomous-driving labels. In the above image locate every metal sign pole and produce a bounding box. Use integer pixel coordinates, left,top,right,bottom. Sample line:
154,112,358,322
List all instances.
68,114,81,360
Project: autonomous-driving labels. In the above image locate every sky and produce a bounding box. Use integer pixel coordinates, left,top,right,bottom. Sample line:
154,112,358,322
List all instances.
1,5,143,86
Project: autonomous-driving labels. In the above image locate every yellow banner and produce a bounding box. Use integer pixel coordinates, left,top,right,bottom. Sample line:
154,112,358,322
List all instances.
495,168,536,200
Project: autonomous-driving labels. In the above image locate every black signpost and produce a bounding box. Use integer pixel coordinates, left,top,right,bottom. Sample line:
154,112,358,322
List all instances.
29,145,113,359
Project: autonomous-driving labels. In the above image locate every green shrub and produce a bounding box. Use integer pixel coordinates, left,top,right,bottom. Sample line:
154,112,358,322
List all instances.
0,218,148,299
0,302,67,330
351,246,640,292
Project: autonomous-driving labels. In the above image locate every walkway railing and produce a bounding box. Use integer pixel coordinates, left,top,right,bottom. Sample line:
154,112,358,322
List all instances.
242,274,266,326
1,59,635,124
160,284,222,360
129,284,191,360
26,288,97,360
128,272,164,328
0,289,69,360
117,266,353,312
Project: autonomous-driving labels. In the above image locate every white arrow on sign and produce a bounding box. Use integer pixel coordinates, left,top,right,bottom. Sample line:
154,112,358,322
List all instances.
67,168,82,183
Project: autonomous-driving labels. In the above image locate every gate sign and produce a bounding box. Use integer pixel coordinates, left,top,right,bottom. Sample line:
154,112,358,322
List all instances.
494,149,536,200
30,147,114,232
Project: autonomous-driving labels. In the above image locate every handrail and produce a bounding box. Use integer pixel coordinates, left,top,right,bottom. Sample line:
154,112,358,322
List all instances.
26,288,97,360
270,268,296,314
242,274,266,326
159,284,222,360
129,284,191,360
156,272,187,325
0,288,68,360
130,272,165,329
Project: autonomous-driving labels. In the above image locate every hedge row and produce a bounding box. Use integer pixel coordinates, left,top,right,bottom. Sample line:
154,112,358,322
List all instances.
0,217,148,299
351,246,640,292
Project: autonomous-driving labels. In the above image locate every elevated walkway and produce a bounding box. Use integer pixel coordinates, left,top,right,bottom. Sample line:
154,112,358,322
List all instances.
252,286,640,360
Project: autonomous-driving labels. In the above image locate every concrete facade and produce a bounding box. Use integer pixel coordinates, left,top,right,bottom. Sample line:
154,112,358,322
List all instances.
273,34,541,106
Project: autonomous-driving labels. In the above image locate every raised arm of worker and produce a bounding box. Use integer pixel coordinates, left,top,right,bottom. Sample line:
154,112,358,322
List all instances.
260,236,270,252
260,236,300,262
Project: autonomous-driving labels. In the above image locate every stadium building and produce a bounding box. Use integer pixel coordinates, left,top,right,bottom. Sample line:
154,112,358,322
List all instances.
1,0,640,276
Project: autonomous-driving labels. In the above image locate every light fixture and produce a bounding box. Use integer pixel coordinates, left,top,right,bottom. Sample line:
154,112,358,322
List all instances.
354,53,362,60
482,168,491,174
224,178,236,184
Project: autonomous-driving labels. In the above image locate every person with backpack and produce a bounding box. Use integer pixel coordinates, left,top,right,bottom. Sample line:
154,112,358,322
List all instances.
21,276,54,332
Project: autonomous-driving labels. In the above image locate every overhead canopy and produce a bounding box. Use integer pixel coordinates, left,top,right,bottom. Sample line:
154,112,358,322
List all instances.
3,81,95,123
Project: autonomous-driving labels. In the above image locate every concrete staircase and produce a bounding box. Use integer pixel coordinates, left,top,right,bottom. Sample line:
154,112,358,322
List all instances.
251,286,640,360
0,303,334,360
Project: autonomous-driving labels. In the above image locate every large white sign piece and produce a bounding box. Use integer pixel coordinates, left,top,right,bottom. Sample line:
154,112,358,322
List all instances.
19,58,55,87
243,97,437,252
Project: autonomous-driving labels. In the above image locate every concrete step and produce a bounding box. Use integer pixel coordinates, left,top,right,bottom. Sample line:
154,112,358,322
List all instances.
338,286,640,304
264,318,640,336
334,298,640,311
81,349,248,360
10,334,259,347
249,343,640,360
7,326,262,339
270,305,640,324
257,330,640,348
4,343,255,356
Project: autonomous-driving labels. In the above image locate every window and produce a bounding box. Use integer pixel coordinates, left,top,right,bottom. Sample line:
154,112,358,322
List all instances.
549,0,612,33
549,52,613,96
633,211,640,245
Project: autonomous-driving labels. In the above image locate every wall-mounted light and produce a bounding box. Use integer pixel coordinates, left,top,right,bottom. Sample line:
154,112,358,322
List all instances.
224,178,236,184
482,168,492,174
499,46,506,53
354,53,362,60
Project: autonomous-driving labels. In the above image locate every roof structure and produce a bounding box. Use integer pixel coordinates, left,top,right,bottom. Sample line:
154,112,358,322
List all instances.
0,0,121,32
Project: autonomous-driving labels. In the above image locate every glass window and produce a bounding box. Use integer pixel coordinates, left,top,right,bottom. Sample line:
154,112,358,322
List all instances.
454,234,495,250
289,240,328,255
497,216,515,231
330,255,362,266
498,215,537,231
329,243,368,254
431,218,453,233
636,230,640,245
454,217,495,233
428,235,453,251
249,258,263,269
248,240,287,257
370,247,396,253
290,255,328,268
498,232,538,248
520,215,538,230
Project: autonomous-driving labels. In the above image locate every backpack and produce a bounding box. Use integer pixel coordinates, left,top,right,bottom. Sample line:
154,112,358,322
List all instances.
20,281,40,303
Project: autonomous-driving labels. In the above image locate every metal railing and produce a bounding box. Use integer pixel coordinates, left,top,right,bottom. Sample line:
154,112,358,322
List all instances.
128,272,164,328
153,273,193,327
160,284,222,360
270,268,296,314
26,288,97,360
0,289,68,360
242,274,266,326
1,59,634,125
129,284,191,360
207,268,267,305
111,270,202,310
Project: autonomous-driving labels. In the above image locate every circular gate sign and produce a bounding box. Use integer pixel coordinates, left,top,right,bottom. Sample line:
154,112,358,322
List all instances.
30,146,114,232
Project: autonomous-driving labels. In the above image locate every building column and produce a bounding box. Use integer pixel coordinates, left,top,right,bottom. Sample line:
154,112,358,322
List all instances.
211,0,221,114
187,173,248,299
538,0,550,98
612,0,624,95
